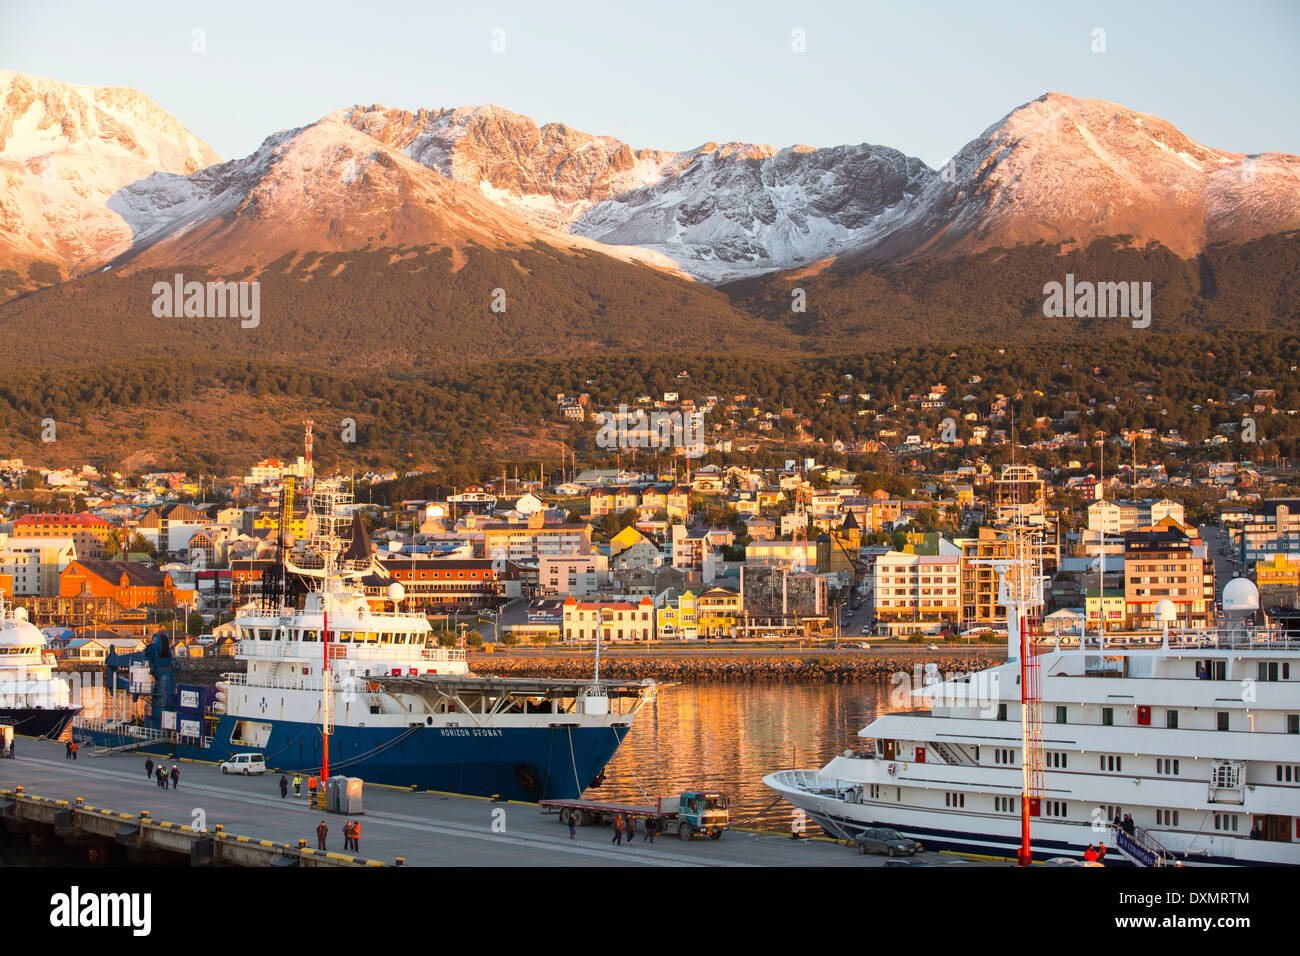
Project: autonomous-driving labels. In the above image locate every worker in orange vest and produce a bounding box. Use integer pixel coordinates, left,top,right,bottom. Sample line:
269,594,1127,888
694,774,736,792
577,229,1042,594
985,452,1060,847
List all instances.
1083,844,1098,862
350,820,361,853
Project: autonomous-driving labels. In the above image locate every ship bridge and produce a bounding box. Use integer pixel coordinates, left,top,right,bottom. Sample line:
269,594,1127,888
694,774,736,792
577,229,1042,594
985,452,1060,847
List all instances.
370,674,657,720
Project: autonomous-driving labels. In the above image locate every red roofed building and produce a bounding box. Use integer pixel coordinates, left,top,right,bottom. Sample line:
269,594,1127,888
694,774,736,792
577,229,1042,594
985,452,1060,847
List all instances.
14,513,113,558
561,596,655,643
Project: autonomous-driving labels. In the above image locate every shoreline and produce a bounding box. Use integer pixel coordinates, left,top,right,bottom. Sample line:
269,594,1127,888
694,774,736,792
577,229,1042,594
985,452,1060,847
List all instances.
468,652,1005,683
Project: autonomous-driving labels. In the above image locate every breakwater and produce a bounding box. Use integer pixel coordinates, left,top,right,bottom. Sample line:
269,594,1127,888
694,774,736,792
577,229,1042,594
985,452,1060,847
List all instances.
472,653,1002,683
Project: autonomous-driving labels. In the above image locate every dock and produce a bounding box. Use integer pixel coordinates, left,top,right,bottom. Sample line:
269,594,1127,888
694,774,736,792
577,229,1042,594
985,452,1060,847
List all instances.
0,737,963,867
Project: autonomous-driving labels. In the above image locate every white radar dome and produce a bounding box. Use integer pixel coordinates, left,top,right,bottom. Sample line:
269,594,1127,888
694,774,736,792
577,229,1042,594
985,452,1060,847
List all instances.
1154,599,1177,622
1221,578,1260,612
387,583,405,604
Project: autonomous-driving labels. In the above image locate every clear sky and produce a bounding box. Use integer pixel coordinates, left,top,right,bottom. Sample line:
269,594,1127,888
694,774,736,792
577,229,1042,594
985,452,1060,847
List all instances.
2,0,1297,167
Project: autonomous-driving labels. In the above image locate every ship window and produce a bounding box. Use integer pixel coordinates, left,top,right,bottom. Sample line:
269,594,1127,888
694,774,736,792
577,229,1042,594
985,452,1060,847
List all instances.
1217,711,1229,732
996,703,1007,721
1166,710,1178,729
1102,707,1114,726
1055,706,1067,724
1289,715,1299,734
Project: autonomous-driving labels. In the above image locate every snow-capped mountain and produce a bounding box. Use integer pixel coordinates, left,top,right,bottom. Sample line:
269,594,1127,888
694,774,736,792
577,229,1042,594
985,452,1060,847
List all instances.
103,112,682,275
2,74,1298,291
340,104,931,281
835,92,1300,266
0,71,218,277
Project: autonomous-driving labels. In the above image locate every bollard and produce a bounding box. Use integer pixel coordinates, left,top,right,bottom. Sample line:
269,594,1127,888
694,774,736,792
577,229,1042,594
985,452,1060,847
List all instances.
298,839,307,848
214,824,224,832
140,810,150,819
75,797,84,805
396,857,405,866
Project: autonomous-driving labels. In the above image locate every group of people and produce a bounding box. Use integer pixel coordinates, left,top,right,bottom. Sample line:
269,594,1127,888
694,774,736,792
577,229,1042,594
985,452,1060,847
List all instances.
145,757,179,788
314,818,362,852
1113,811,1137,836
1083,842,1108,863
63,740,78,759
603,812,659,844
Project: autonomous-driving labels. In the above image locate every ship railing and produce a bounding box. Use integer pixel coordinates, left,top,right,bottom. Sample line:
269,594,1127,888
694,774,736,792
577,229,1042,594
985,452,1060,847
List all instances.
223,672,327,692
1163,627,1299,651
71,717,173,743
1115,821,1175,867
237,640,465,662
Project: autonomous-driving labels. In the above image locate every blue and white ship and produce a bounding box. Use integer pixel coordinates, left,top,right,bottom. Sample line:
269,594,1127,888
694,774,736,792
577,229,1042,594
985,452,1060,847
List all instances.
73,478,656,802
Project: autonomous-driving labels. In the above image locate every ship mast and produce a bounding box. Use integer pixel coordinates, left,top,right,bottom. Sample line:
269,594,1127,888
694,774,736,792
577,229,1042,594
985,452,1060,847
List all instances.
995,465,1046,867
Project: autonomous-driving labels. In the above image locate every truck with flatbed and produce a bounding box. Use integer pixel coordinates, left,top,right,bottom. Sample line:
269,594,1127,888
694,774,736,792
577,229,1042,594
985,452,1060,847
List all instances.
540,790,730,840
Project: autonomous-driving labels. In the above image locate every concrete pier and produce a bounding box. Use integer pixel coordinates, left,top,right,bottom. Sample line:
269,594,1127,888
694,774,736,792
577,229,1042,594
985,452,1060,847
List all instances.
0,737,961,867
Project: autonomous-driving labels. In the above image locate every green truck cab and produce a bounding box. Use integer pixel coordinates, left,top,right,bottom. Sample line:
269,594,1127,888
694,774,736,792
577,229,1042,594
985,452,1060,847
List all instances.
673,790,729,840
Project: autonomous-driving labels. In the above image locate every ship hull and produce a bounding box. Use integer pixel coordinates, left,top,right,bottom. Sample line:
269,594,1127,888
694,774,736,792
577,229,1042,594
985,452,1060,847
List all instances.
1,707,81,739
765,772,1298,867
74,716,626,802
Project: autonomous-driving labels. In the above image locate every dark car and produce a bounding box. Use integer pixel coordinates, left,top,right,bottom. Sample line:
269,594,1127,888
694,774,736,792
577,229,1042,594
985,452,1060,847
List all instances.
854,827,923,857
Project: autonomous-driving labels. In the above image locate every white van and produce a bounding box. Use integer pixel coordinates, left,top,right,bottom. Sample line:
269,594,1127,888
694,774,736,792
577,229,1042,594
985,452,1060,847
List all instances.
220,753,267,775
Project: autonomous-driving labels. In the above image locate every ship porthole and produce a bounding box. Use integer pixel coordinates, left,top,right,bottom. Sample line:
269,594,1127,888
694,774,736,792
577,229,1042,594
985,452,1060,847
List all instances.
426,716,432,725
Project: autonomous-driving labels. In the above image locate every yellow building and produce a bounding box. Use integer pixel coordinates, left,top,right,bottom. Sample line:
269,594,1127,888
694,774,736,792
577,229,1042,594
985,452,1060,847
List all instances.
1086,588,1125,633
657,590,698,640
1256,553,1300,587
695,585,742,637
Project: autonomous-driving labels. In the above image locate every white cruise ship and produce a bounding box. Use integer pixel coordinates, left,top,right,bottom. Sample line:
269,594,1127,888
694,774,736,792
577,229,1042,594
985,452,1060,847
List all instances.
766,578,1300,867
0,597,81,737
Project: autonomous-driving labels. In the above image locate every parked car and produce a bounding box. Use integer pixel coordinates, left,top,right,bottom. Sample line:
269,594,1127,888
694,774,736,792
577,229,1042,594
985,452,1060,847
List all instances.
926,643,939,650
220,753,267,775
854,827,923,857
856,643,871,650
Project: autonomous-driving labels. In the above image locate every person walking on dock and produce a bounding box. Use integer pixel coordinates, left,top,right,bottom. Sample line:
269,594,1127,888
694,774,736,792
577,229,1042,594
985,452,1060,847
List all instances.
611,812,624,845
145,757,153,780
293,774,302,798
644,816,655,843
170,765,179,789
625,814,635,845
316,820,328,850
70,741,78,760
280,775,289,799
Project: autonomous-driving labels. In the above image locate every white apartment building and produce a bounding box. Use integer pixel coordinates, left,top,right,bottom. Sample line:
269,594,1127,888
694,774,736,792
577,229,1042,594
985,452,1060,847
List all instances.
538,553,603,596
0,534,77,597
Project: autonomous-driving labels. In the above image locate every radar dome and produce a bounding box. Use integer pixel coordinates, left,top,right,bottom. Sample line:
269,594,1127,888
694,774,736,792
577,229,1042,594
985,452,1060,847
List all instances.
387,583,405,604
1154,599,1177,622
1221,578,1259,612
280,531,295,548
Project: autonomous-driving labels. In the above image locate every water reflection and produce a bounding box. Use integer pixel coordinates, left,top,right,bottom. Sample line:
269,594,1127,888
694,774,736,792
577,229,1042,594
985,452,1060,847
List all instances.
589,681,914,831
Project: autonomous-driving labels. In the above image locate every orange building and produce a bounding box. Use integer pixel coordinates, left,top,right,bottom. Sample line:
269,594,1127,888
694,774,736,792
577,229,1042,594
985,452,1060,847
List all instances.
59,559,197,610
